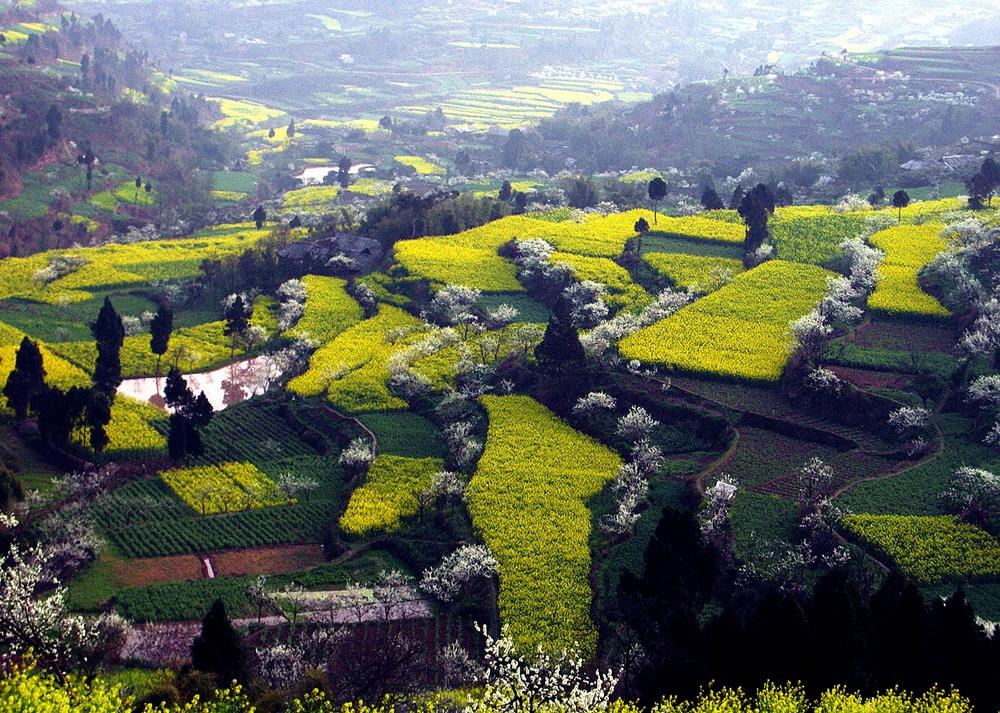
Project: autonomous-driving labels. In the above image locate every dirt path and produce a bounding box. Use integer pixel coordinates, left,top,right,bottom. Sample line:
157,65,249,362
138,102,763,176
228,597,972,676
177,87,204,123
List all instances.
316,403,378,458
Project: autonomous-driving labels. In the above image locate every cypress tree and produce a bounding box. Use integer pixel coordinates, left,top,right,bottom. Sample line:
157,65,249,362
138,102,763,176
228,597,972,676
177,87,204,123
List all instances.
2,336,46,420
534,303,585,371
149,305,173,377
191,599,247,685
700,184,725,210
737,183,776,265
91,296,124,394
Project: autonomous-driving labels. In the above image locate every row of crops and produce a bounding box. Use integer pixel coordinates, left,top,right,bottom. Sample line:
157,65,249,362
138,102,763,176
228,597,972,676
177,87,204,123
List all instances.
844,514,1000,584
620,260,833,382
287,304,422,413
0,223,298,304
160,461,287,515
868,223,951,319
107,501,337,558
339,455,445,536
467,395,621,655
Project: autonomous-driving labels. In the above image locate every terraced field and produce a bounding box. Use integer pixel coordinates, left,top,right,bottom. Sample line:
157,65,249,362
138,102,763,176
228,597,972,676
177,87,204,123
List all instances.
620,261,833,382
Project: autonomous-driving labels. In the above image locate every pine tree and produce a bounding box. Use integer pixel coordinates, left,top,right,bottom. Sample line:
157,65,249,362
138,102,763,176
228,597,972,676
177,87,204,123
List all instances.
737,183,776,265
191,599,247,685
223,295,253,357
729,185,744,210
91,297,124,394
149,305,173,378
700,184,724,210
86,389,112,453
648,177,668,224
499,180,513,202
163,369,212,459
891,189,910,222
534,304,585,371
2,336,46,420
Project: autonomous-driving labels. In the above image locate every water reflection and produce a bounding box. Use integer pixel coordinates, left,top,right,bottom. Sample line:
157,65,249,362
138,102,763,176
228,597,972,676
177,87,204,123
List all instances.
117,356,281,412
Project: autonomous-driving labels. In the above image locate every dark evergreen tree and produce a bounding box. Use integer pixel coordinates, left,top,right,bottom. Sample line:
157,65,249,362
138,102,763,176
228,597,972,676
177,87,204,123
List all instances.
252,205,266,230
501,128,524,168
807,570,873,694
891,189,910,222
164,369,212,459
33,385,89,448
648,176,668,224
91,296,124,394
338,156,352,188
868,186,885,206
164,367,192,410
968,172,991,210
619,507,720,702
700,184,725,210
567,177,600,209
774,185,794,207
45,105,62,140
498,180,513,202
86,389,112,453
191,391,214,427
737,183,776,265
741,590,810,690
977,157,1000,207
191,599,248,685
728,185,744,210
927,591,992,705
149,305,173,377
2,336,46,420
869,576,929,694
534,303,585,372
512,191,528,214
223,294,253,357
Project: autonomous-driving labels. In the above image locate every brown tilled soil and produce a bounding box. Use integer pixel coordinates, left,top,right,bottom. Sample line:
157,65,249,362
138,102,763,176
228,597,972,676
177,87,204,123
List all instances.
849,319,957,353
828,366,911,391
212,544,326,577
112,553,203,588
113,544,326,587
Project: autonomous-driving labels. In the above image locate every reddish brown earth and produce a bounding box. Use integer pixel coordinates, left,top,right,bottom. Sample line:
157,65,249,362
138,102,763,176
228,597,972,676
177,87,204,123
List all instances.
849,319,957,353
112,553,203,588
212,544,326,577
829,366,911,391
113,544,326,587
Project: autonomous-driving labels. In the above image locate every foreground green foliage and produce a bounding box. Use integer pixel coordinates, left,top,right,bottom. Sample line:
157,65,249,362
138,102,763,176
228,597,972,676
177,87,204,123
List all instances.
0,658,974,713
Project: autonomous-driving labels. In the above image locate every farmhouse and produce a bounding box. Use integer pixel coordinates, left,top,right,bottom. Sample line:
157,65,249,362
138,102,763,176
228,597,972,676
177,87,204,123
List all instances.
279,233,382,272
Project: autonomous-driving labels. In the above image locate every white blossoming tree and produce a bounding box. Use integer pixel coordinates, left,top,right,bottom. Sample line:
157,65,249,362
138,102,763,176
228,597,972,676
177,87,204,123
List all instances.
796,457,834,506
615,406,659,444
420,544,498,603
941,466,1000,522
0,514,130,673
466,625,619,713
572,392,618,416
339,437,374,473
701,475,739,545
